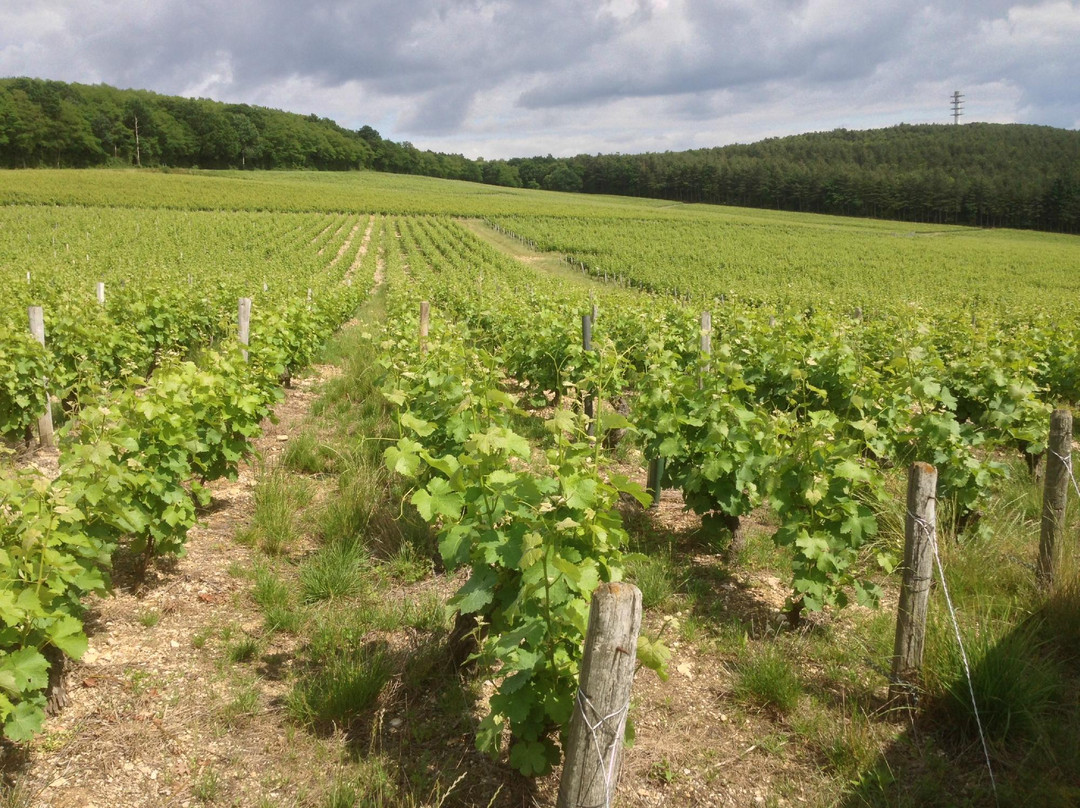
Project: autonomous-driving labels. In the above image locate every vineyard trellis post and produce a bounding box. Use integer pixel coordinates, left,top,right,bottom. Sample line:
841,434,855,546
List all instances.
419,301,430,355
646,456,664,511
27,306,54,448
1037,409,1072,587
238,297,251,363
890,461,937,705
557,582,642,808
582,313,595,436
699,310,711,388
96,282,105,305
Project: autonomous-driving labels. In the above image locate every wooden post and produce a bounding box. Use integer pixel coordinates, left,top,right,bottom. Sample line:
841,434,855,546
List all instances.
96,282,105,305
699,311,711,388
238,297,251,363
27,306,54,448
582,314,595,436
890,462,937,705
557,583,642,808
646,457,665,511
1038,409,1072,587
419,301,431,355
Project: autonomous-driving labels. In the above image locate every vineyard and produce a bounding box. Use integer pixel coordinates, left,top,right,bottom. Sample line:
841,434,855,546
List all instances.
2,169,1080,807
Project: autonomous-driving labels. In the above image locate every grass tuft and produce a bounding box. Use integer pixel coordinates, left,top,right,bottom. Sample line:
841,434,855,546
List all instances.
286,642,393,729
299,542,368,603
733,644,802,715
283,429,342,475
250,467,312,556
924,610,1061,745
226,636,261,664
627,548,680,609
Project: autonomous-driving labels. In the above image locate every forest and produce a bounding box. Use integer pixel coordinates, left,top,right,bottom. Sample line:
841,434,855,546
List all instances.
2,76,1079,233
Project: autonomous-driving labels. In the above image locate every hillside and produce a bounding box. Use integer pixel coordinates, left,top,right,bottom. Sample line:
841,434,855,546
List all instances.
0,77,481,180
536,123,1080,231
2,76,1079,233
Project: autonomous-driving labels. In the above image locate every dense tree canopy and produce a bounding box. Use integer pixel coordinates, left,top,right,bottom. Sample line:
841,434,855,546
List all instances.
540,124,1080,232
2,77,1078,233
0,77,473,178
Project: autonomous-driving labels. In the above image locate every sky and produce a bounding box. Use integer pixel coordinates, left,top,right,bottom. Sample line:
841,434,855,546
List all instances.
1,0,1078,160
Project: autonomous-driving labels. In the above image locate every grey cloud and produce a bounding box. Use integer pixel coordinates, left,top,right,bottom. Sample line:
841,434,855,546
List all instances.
518,0,921,109
1,0,1077,155
398,85,477,134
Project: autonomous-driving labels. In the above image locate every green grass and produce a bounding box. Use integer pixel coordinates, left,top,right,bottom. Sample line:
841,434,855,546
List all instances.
221,681,261,726
316,463,382,551
282,429,342,475
732,644,803,715
225,636,261,664
286,643,393,730
384,541,432,583
298,542,369,604
192,767,221,803
923,606,1062,745
626,548,681,610
251,564,303,633
249,467,313,556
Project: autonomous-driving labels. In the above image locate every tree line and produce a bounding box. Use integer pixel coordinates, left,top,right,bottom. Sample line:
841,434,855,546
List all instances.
0,77,483,179
3,77,1079,233
503,124,1080,233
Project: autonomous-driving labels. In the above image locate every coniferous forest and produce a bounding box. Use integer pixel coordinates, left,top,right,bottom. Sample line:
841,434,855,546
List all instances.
2,76,1079,233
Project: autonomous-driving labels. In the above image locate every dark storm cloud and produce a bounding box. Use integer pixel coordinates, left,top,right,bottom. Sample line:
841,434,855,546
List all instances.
1,1,1078,154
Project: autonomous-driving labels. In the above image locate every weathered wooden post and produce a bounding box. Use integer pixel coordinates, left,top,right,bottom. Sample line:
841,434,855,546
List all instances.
582,314,595,436
890,462,937,705
1038,409,1072,587
699,310,711,388
646,456,665,512
27,306,54,448
419,301,430,355
96,282,105,305
238,297,251,363
557,582,642,808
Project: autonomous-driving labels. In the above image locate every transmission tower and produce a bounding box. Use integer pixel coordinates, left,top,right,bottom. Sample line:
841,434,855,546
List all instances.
951,90,964,124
